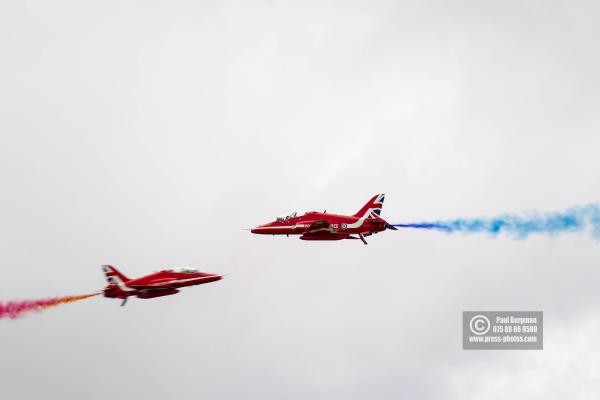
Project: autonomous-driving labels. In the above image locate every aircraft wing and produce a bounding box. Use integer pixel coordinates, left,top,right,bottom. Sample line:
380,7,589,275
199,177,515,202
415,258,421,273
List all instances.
129,279,176,290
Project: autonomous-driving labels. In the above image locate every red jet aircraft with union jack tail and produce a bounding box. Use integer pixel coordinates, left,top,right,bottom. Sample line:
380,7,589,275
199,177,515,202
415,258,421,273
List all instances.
102,265,222,306
251,194,397,245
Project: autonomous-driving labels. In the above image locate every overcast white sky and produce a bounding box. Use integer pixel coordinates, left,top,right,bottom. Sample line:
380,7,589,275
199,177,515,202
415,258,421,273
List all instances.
2,1,600,399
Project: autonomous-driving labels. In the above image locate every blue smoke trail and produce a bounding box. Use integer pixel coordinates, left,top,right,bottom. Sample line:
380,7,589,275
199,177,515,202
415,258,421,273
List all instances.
393,204,600,239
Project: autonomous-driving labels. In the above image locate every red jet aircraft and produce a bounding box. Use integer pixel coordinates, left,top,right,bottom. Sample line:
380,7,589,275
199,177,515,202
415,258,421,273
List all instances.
251,194,397,245
102,265,222,306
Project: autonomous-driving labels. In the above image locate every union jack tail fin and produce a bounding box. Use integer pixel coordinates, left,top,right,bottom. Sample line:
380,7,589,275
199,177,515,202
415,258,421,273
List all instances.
102,265,130,286
354,194,385,219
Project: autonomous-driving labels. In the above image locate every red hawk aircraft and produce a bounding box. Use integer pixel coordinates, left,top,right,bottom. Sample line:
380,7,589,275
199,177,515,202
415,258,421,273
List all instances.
101,265,222,306
251,194,397,245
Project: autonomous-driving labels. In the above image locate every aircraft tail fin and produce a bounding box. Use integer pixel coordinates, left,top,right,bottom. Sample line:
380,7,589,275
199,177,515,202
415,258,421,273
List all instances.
354,194,385,219
102,265,130,285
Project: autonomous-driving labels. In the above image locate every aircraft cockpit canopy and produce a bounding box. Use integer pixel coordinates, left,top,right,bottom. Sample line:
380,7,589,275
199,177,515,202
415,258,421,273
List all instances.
276,211,299,222
167,267,202,274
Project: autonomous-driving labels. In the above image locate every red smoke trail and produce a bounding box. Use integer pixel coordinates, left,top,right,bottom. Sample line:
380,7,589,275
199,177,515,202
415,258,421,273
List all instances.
0,293,99,320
